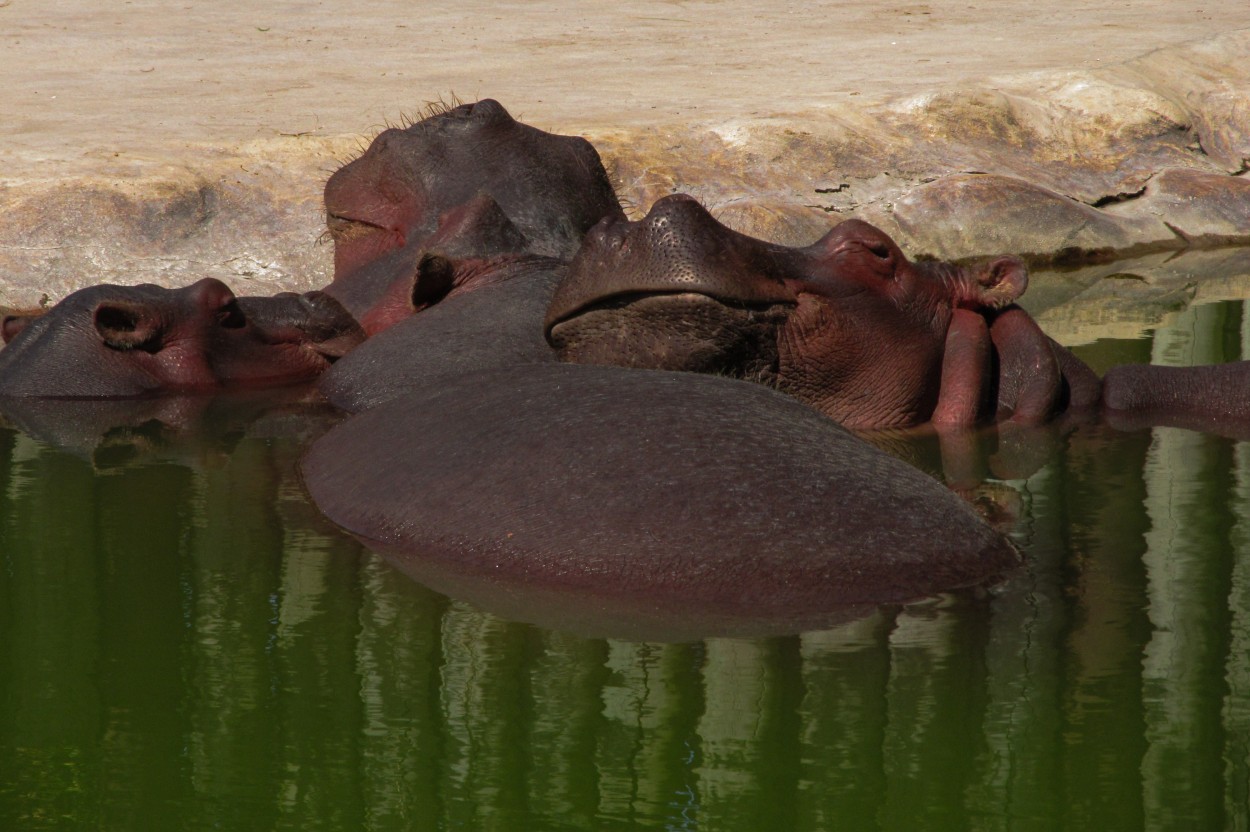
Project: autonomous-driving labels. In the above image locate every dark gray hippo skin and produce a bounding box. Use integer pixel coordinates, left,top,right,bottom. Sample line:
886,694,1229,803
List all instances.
0,279,364,398
1102,362,1250,438
318,257,564,413
302,362,1020,639
323,98,623,286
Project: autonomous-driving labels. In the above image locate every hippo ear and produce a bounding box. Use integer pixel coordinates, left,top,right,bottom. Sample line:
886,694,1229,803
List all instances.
428,193,529,257
2,314,32,343
410,253,458,309
969,256,1028,310
94,302,162,352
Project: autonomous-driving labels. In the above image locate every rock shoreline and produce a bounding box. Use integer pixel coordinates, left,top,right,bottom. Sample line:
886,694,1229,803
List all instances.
1,31,1247,314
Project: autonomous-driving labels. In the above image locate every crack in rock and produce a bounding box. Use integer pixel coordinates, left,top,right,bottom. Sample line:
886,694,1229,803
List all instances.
1090,183,1150,208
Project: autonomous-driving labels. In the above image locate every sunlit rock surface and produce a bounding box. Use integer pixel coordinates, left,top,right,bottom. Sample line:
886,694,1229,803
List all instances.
1,13,1247,308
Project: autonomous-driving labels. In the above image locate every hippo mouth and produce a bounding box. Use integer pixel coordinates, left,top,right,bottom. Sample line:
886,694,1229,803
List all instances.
240,292,367,363
546,291,793,379
546,289,794,334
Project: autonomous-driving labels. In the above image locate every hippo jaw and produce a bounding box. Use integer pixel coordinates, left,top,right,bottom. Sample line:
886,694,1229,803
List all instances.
233,291,367,378
545,196,802,375
548,291,794,379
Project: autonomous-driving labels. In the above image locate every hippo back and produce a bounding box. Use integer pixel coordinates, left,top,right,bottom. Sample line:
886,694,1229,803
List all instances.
318,262,564,412
303,362,1020,638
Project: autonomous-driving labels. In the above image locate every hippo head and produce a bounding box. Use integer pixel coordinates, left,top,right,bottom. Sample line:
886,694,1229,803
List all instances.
322,191,535,330
545,195,1028,429
323,98,623,278
0,278,365,398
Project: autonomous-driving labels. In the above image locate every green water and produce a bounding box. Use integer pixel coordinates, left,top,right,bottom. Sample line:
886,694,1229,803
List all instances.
2,302,1250,830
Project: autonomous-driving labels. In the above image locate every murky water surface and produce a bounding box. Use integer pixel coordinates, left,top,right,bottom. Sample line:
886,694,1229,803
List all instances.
3,294,1250,830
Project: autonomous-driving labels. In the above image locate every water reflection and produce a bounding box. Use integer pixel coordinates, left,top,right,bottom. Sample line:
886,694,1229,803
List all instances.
1,299,1250,828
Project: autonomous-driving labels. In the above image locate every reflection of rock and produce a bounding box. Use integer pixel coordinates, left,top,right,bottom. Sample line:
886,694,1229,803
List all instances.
1029,247,1250,345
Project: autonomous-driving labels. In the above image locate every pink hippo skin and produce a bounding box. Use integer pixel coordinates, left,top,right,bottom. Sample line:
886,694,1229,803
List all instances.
0,278,363,398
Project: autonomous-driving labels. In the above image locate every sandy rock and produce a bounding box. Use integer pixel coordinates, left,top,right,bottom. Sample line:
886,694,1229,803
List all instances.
855,174,1169,263
0,143,343,307
1,19,1248,304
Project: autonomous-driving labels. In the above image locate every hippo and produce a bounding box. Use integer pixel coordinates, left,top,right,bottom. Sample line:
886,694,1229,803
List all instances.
301,362,1021,639
1100,362,1250,438
322,191,534,330
545,194,1049,430
323,98,623,290
545,194,1250,436
0,278,364,398
318,255,566,412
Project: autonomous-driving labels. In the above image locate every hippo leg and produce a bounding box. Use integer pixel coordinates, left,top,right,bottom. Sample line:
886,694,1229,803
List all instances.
932,309,994,427
1103,361,1250,438
990,306,1062,424
1049,338,1103,416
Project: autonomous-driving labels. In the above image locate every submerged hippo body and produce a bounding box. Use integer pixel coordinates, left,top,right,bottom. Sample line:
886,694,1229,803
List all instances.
1101,362,1250,437
323,98,623,287
318,257,565,412
302,362,1020,636
0,279,364,398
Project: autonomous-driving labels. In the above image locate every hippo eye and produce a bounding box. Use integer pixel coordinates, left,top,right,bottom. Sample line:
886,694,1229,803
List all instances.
867,242,891,260
217,300,247,329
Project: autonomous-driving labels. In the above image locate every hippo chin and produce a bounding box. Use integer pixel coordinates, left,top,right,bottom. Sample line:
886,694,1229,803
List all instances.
0,279,364,399
302,362,1021,636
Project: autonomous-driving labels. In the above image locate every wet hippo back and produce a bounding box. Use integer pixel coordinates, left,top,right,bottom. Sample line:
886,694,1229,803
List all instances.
302,362,1019,623
318,261,564,412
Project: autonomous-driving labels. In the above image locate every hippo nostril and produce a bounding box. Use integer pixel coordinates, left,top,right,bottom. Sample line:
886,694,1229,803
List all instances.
216,299,247,329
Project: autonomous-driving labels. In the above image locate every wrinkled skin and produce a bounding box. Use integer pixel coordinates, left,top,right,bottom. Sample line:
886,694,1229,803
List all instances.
302,362,1020,640
319,257,565,412
0,278,364,398
547,194,1250,437
546,195,1031,430
323,98,623,283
